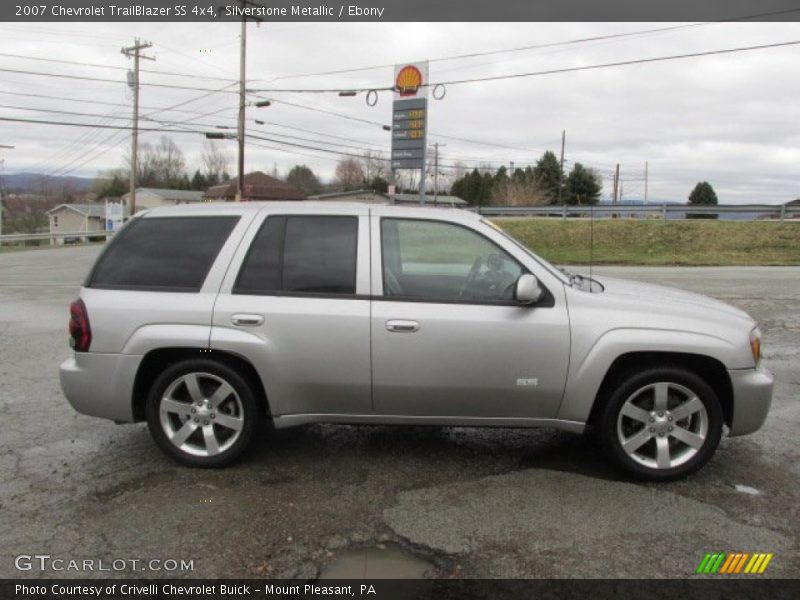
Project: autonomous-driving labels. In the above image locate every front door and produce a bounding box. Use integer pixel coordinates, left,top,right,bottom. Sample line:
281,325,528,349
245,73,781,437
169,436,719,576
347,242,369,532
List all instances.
370,216,570,419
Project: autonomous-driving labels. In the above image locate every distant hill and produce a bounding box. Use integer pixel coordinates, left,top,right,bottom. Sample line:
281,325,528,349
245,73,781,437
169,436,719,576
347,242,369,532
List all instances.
1,172,97,192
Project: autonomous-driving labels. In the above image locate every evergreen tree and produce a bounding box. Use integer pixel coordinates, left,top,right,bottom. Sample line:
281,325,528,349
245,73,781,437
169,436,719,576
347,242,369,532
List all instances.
687,181,719,219
532,150,564,204
565,163,602,205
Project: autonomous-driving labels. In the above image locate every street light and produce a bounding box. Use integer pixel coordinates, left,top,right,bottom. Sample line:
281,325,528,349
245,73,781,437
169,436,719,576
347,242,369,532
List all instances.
255,100,272,108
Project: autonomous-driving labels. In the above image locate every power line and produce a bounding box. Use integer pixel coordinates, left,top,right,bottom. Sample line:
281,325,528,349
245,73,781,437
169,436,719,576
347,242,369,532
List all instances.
258,8,800,83
432,39,800,87
252,95,390,128
0,116,210,134
0,89,233,118
0,66,239,94
250,39,800,93
0,52,238,83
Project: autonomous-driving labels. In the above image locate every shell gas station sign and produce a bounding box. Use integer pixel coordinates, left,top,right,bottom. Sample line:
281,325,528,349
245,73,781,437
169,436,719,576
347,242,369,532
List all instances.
391,61,428,170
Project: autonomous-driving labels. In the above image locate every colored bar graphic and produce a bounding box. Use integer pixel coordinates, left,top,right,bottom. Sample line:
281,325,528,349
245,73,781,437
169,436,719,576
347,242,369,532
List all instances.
734,553,749,573
696,553,712,574
710,553,726,573
720,553,736,573
696,552,773,575
758,554,773,573
744,554,760,573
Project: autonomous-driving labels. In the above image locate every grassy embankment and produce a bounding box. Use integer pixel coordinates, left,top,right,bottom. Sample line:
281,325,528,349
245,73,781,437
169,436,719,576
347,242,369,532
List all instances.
496,219,800,266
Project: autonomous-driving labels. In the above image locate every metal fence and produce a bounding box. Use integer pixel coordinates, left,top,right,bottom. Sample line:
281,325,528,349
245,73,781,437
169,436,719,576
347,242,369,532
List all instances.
0,230,114,246
1,204,798,246
477,203,800,221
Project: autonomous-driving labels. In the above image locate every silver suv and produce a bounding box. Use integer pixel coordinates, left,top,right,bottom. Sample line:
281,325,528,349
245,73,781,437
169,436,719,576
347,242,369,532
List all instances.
60,202,773,479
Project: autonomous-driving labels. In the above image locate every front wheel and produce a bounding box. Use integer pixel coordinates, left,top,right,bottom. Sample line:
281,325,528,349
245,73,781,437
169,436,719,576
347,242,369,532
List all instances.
145,360,260,467
598,367,723,481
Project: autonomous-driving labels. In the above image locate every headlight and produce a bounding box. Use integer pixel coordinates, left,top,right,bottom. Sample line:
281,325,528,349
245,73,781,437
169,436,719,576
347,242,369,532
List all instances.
750,327,762,366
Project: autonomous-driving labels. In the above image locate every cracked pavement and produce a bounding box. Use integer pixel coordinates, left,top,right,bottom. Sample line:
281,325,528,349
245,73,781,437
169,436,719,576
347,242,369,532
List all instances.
1,247,798,579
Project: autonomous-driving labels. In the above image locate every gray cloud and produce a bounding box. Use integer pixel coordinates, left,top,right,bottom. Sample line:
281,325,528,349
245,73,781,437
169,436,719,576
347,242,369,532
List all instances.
1,21,798,203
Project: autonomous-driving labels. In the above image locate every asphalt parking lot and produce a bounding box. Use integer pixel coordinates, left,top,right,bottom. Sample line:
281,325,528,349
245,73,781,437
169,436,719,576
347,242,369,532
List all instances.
1,245,798,579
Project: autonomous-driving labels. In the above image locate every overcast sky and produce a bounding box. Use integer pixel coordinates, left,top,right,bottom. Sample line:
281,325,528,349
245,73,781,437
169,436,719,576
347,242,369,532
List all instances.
1,21,799,204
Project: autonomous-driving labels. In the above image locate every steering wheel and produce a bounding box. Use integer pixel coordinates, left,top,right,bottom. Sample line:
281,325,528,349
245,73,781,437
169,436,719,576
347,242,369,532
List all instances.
459,256,484,297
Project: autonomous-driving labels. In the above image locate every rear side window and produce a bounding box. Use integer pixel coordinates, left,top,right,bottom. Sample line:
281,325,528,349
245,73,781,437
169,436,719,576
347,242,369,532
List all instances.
234,215,357,295
88,216,239,292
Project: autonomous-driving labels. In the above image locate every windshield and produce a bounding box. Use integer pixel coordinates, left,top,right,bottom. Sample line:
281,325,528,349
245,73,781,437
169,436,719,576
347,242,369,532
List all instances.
482,219,571,284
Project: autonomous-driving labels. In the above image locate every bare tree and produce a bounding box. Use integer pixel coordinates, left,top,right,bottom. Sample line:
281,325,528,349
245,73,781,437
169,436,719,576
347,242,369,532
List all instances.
359,150,387,183
123,136,187,188
334,157,365,191
491,177,550,206
201,140,230,186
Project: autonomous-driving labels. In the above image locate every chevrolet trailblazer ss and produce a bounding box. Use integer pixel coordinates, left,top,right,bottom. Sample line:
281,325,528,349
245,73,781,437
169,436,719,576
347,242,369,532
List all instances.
60,203,773,480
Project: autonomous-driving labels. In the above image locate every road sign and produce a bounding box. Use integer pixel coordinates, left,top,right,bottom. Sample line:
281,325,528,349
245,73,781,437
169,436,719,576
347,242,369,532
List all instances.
391,62,428,171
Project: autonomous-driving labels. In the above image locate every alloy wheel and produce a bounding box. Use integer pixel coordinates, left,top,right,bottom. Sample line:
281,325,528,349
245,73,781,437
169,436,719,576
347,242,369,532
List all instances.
616,381,708,470
159,372,245,457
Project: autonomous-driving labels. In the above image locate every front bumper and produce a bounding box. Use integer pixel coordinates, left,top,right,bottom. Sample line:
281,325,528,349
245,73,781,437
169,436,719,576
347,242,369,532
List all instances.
728,366,774,436
59,352,143,423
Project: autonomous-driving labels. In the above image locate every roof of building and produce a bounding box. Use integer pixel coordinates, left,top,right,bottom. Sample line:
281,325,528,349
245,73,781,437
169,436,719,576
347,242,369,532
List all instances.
46,203,107,218
310,189,389,200
206,171,306,201
392,193,468,205
125,188,204,202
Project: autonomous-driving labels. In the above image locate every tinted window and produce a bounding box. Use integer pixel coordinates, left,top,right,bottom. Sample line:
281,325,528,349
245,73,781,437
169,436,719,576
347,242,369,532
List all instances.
233,216,284,294
382,219,523,302
235,216,357,295
88,216,238,292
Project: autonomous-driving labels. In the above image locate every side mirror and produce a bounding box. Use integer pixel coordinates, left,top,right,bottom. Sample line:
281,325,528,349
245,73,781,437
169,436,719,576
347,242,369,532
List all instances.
515,274,543,305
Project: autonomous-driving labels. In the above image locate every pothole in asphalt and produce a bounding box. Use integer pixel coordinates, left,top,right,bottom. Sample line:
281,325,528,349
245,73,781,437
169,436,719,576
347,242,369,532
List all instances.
320,544,433,579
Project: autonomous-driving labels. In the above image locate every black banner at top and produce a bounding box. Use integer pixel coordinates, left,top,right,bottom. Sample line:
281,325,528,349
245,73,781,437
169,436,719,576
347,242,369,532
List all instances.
4,0,800,22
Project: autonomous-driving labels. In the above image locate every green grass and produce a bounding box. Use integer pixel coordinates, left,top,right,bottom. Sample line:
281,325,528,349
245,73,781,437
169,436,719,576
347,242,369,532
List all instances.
495,219,800,266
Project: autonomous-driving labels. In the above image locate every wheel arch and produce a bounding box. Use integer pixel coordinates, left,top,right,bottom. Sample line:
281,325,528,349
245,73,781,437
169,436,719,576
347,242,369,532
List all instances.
586,351,733,429
132,347,271,422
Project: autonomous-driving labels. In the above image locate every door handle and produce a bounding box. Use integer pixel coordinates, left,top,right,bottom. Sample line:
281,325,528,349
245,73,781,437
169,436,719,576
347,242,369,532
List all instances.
386,319,420,333
231,314,264,327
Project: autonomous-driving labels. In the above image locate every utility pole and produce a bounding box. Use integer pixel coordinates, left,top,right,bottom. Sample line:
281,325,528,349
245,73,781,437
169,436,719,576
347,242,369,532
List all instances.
121,39,154,216
433,142,446,204
644,161,649,204
236,11,247,201
612,163,620,205
234,1,265,201
557,129,565,205
0,146,14,237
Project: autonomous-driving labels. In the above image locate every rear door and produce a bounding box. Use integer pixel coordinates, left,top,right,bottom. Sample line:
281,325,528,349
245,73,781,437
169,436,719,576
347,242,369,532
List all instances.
211,206,372,417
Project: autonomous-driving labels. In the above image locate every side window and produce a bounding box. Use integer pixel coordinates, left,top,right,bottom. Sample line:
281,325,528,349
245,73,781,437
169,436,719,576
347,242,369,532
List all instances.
88,216,239,292
235,215,358,295
381,219,524,302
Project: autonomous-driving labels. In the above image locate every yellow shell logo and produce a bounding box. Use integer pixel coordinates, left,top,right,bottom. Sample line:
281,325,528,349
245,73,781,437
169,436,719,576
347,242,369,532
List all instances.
396,65,423,96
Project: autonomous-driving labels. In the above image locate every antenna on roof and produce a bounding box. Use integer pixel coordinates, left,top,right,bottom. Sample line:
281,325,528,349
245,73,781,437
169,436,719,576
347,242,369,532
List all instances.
589,201,594,293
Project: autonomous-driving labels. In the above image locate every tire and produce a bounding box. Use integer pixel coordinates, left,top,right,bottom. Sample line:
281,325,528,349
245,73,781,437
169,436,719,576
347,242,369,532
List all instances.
145,359,261,468
598,366,723,481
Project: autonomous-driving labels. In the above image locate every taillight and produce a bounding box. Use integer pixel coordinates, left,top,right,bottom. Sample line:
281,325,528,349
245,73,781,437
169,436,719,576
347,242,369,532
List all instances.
69,298,92,352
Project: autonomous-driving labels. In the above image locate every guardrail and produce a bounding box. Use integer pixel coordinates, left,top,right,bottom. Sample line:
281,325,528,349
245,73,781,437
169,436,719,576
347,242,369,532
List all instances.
0,230,114,246
1,204,798,245
478,203,800,221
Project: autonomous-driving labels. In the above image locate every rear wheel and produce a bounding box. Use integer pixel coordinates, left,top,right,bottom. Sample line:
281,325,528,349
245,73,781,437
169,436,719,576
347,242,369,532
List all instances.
599,366,723,480
145,359,260,467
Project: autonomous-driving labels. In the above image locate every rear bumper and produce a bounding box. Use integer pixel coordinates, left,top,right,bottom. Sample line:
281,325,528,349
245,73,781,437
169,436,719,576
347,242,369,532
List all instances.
59,352,143,423
728,366,774,436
